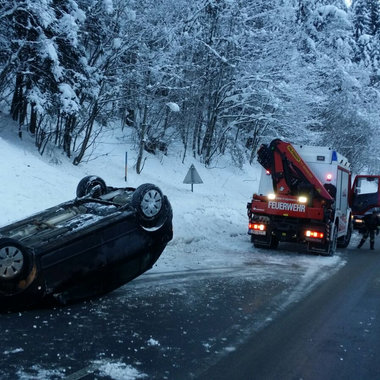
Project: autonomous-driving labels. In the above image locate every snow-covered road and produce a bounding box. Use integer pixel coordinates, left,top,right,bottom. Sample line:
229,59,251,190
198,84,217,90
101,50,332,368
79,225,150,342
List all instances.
1,244,348,380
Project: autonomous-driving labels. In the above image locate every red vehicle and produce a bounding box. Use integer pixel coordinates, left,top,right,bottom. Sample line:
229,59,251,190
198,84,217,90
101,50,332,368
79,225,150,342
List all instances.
351,175,380,230
247,139,352,256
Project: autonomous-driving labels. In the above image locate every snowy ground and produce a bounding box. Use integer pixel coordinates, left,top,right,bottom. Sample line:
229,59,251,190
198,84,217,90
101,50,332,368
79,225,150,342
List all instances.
0,113,262,272
0,114,346,270
0,115,351,379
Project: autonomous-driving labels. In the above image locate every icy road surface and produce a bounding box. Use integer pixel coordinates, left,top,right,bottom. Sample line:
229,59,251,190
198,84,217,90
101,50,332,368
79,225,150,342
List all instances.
0,241,346,380
197,242,380,380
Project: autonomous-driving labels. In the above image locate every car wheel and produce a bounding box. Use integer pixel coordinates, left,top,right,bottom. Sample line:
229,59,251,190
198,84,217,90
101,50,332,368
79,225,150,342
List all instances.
0,238,30,282
132,184,168,229
76,176,107,198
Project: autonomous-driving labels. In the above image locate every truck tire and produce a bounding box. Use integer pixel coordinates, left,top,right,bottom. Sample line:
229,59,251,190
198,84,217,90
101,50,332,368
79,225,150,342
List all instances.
253,240,268,249
0,238,31,282
322,224,338,256
252,235,278,249
76,176,107,198
132,184,169,229
337,219,352,248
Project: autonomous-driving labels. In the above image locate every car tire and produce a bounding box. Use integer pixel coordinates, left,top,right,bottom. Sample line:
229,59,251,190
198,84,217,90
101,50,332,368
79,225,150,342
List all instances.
132,184,169,229
76,176,107,198
0,238,31,282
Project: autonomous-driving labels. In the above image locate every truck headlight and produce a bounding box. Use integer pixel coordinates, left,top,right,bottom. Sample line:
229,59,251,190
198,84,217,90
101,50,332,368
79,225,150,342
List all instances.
298,196,308,203
268,193,276,200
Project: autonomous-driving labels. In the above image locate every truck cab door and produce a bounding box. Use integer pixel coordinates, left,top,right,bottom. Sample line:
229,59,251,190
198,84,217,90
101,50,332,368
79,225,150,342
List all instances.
351,175,380,215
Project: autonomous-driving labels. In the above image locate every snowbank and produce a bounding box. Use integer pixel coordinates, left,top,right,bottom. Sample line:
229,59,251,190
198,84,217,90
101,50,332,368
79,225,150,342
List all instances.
0,115,261,273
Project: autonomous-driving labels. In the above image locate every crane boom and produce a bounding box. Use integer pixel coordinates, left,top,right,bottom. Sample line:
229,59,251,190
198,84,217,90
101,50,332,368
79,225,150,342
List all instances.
257,139,333,201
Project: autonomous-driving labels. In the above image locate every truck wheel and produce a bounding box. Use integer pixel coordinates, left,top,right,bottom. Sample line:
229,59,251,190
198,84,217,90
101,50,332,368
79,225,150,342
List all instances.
76,176,107,198
253,236,278,249
322,224,338,256
337,219,352,248
253,240,267,249
132,184,169,229
0,238,30,282
270,236,279,249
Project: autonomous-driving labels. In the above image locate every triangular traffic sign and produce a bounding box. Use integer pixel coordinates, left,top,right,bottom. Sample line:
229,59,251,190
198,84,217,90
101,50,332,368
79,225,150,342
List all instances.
183,164,203,191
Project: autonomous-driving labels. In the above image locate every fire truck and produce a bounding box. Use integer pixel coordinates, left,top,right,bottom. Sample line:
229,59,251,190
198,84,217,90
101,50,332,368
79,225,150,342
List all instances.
247,139,352,256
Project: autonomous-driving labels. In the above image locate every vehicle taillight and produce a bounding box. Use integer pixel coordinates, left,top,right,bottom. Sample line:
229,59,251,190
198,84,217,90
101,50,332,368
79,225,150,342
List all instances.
305,230,324,238
249,223,266,231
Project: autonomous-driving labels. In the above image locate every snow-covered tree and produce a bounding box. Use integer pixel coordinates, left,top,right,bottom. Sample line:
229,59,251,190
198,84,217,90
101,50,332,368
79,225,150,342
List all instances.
0,0,379,172
0,0,87,156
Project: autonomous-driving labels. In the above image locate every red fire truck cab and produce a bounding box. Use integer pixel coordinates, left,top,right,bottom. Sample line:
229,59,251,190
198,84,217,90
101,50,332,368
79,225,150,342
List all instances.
247,139,352,256
351,175,380,230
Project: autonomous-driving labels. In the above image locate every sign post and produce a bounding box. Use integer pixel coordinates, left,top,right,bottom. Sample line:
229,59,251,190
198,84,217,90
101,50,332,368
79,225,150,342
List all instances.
183,164,203,192
125,152,128,182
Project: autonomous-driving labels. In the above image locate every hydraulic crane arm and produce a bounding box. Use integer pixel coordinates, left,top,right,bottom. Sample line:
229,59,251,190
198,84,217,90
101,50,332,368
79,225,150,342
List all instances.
257,139,333,201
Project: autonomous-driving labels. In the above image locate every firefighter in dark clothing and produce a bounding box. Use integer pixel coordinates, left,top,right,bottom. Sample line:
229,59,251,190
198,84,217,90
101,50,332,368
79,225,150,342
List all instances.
357,211,380,250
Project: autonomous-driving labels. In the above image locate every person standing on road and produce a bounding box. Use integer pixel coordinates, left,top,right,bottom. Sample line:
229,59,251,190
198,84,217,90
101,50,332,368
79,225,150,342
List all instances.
357,211,380,250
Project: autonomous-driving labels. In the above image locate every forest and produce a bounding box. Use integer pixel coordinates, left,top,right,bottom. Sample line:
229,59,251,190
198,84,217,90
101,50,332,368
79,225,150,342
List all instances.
0,0,379,172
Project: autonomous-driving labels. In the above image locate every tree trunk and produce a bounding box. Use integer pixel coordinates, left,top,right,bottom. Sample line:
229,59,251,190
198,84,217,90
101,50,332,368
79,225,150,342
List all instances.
249,124,261,165
136,105,148,174
192,112,203,158
54,113,62,146
73,102,98,165
11,73,23,122
201,112,217,165
18,94,28,139
63,115,77,158
29,103,37,134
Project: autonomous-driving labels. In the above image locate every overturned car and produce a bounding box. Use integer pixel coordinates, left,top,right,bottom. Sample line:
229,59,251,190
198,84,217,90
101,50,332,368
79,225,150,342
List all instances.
0,176,173,311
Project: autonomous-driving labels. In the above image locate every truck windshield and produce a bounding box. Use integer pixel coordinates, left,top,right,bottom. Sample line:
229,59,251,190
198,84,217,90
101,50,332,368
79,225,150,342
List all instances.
352,176,379,214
